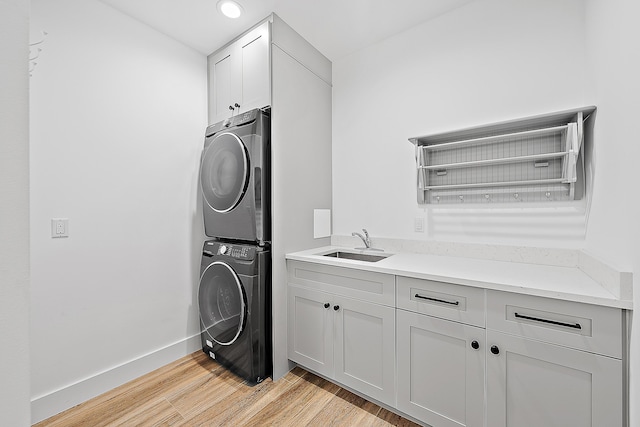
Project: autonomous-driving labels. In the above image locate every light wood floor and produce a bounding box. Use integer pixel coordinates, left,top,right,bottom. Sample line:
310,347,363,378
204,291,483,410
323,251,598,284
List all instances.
35,351,421,426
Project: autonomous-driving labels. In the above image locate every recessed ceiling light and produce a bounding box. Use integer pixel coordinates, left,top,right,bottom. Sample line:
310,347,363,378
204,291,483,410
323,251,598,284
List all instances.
217,0,244,19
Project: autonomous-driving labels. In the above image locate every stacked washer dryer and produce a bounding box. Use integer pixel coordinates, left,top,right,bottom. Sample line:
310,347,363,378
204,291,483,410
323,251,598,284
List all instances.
198,108,271,384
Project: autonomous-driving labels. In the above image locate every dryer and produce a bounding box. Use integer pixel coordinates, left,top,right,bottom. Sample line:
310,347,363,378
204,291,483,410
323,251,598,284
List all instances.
200,109,270,244
198,240,271,383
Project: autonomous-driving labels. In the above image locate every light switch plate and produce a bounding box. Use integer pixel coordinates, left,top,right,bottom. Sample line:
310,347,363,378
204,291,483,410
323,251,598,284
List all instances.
414,217,424,232
51,218,69,238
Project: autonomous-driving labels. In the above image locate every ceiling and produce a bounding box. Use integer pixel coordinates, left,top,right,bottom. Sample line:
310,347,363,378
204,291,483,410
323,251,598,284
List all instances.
98,0,475,61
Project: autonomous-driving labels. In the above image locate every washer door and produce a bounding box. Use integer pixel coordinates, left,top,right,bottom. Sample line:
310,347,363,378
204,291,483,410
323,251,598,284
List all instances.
199,261,247,346
201,132,250,213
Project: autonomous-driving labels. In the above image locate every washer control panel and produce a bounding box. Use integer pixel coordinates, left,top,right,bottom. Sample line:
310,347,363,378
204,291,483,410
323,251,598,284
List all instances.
205,241,256,260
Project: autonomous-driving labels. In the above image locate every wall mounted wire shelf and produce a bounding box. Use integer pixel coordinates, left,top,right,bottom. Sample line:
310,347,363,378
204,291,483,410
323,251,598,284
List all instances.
409,106,596,204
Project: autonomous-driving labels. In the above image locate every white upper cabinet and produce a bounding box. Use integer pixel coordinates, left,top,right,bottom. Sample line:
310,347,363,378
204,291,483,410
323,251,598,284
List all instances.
208,21,270,124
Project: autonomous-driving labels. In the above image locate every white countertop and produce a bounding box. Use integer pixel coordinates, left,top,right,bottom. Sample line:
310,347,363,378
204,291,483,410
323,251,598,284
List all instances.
286,246,633,310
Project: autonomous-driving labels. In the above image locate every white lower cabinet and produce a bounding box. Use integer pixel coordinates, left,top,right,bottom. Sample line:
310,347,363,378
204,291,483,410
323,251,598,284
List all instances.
288,286,334,376
397,310,485,427
486,290,624,427
288,284,396,406
334,296,396,405
486,330,622,427
287,262,627,427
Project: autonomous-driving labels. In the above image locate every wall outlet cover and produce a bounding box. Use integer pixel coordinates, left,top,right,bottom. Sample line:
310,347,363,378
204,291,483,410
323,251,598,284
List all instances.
51,218,69,238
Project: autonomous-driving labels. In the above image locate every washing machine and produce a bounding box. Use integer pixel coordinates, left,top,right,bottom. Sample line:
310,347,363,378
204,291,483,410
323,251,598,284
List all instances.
198,240,271,383
200,109,270,244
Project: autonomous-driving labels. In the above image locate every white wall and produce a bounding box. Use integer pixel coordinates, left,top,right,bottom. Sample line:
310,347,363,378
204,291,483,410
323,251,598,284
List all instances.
332,0,589,248
0,0,31,425
583,0,640,424
333,0,638,424
29,0,207,421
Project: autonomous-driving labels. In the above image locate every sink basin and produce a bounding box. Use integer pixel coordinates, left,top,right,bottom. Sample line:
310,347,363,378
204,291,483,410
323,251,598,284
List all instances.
323,251,390,262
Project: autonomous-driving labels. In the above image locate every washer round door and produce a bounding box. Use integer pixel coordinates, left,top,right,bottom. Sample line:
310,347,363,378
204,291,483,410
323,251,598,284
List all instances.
201,132,250,213
198,261,247,346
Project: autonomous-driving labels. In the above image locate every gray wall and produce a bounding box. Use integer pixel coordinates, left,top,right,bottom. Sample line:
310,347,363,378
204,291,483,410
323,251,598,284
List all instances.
0,0,31,425
29,0,207,421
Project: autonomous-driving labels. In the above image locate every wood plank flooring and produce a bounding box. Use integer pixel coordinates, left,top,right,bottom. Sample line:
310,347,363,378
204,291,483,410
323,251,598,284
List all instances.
35,351,421,426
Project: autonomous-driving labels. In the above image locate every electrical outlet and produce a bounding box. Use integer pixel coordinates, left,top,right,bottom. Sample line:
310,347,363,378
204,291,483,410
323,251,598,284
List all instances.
51,218,69,238
414,217,424,232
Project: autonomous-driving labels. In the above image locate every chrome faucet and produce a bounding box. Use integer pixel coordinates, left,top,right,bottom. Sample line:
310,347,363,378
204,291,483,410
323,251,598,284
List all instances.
352,229,371,249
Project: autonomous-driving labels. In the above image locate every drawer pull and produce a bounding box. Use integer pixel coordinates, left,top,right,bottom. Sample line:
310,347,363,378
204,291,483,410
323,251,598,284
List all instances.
414,293,459,306
514,312,582,330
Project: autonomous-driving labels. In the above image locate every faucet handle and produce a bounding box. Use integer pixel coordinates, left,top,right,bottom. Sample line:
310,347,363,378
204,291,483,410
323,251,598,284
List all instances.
362,228,369,240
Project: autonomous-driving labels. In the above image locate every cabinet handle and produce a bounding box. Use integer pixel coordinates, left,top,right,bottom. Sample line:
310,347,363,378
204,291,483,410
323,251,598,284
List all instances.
324,303,330,309
514,312,582,330
234,103,240,109
490,345,500,355
414,293,459,306
471,340,479,350
333,305,340,311
228,105,235,111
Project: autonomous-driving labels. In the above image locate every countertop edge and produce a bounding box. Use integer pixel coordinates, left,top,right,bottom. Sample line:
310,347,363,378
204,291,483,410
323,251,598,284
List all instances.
286,247,633,310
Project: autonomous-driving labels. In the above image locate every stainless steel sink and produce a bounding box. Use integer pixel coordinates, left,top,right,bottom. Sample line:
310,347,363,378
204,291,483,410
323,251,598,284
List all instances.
323,251,390,262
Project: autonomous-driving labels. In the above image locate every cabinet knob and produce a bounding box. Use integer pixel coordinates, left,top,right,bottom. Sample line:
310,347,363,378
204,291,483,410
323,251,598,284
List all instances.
234,103,240,108
228,105,235,111
471,340,479,350
333,305,340,311
324,303,330,309
490,345,500,355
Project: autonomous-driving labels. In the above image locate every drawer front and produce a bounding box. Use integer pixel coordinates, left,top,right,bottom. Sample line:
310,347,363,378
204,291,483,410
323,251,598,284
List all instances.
397,276,485,327
287,260,395,306
487,290,622,358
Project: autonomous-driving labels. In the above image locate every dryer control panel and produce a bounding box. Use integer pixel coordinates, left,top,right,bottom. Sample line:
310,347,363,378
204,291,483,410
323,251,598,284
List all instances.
205,109,259,137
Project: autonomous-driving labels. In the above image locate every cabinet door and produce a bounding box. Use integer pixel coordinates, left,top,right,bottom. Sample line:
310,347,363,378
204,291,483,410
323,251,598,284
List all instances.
486,330,622,427
334,296,396,407
208,46,236,124
287,285,333,377
207,22,270,125
397,310,485,427
237,22,270,113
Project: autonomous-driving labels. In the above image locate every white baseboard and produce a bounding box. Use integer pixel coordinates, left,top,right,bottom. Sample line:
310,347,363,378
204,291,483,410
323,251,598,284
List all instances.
31,333,202,424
